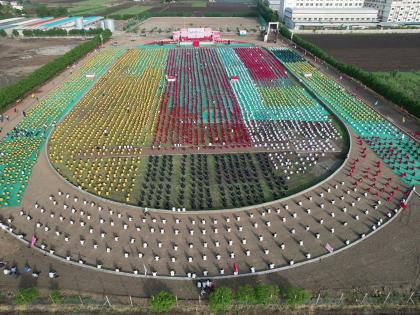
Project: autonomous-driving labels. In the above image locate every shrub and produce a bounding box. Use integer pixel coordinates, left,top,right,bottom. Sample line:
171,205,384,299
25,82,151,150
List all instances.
209,286,233,311
282,285,311,305
14,288,39,305
12,29,19,37
0,29,7,37
22,29,34,37
255,284,280,305
150,291,176,312
236,284,257,304
50,290,62,304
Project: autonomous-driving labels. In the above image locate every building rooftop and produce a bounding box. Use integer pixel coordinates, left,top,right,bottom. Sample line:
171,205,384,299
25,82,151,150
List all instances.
285,7,379,14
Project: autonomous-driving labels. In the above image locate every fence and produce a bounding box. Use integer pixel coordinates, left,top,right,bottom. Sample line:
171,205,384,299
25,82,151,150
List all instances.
0,288,418,308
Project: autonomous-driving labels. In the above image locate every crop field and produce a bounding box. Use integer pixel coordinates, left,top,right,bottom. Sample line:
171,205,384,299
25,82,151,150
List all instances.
29,0,257,17
300,34,420,72
374,71,420,102
67,0,120,15
46,45,346,210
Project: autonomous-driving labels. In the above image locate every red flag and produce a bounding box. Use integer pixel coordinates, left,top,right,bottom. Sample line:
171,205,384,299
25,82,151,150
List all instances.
233,262,238,274
325,243,334,253
31,235,37,246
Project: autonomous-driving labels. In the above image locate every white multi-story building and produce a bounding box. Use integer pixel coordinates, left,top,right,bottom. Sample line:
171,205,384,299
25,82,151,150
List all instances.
364,0,420,23
275,0,366,19
284,7,379,28
272,0,420,26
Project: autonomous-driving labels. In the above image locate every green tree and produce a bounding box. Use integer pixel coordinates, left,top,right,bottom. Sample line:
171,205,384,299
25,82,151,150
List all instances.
22,29,34,37
150,291,176,312
282,285,311,305
209,287,233,311
0,3,16,19
236,284,257,304
14,288,39,305
12,29,19,37
255,284,280,305
257,0,278,22
0,29,7,37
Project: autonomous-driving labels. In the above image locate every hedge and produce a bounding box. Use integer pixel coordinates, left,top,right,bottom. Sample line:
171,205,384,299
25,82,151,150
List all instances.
0,30,112,113
278,24,420,118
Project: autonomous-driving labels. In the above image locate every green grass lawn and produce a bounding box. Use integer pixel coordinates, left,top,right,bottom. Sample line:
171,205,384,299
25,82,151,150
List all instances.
112,5,153,16
68,0,116,15
190,1,208,8
373,71,420,102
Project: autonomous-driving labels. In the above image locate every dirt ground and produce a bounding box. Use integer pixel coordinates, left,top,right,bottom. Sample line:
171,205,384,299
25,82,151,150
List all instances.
0,38,84,88
301,34,420,72
0,32,419,302
136,17,260,32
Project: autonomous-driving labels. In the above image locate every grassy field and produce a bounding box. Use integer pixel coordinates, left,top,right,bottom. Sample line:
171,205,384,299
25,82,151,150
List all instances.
190,1,208,8
112,5,153,16
67,0,117,15
373,71,420,102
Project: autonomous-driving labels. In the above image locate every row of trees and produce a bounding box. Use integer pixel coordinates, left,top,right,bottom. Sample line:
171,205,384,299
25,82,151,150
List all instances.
0,29,112,113
150,284,311,312
21,28,105,37
278,24,420,118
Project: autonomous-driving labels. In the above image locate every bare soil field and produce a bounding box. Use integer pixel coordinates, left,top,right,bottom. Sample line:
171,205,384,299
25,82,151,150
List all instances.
0,38,83,88
28,0,256,16
138,16,260,32
155,2,256,14
27,0,78,3
301,34,420,72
